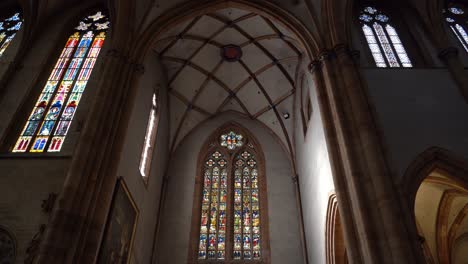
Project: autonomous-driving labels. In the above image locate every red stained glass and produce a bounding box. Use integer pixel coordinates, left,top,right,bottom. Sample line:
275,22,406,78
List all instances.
13,12,109,153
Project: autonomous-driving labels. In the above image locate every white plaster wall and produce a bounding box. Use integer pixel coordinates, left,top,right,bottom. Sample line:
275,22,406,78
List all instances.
294,72,334,264
116,52,170,264
363,69,468,179
155,112,304,264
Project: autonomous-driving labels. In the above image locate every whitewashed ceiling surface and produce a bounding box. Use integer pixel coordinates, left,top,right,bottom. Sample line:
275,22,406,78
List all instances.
153,7,306,153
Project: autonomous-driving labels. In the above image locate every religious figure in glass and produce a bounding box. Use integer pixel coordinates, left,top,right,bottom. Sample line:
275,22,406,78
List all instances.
13,11,110,152
195,128,265,262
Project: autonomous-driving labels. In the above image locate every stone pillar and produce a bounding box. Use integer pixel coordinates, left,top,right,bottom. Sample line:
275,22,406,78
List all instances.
35,47,143,263
439,46,468,102
310,45,421,264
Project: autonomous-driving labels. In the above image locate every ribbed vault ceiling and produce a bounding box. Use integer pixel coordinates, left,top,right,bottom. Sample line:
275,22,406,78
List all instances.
153,7,306,153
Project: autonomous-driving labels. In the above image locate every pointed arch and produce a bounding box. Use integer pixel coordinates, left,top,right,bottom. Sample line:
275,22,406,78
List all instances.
132,0,319,63
402,146,468,207
402,147,468,263
188,122,271,263
325,193,347,264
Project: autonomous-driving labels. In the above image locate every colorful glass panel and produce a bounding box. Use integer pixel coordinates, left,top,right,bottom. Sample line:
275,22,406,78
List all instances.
445,3,468,53
359,6,412,68
233,150,261,260
220,131,243,150
0,12,23,57
12,11,109,153
139,93,158,179
198,152,228,260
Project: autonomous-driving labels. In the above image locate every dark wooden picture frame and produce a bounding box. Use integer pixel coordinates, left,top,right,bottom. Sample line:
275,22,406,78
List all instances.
98,178,139,264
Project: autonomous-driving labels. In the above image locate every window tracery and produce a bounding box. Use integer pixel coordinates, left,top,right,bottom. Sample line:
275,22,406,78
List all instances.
193,126,268,263
12,11,110,153
0,11,23,57
359,6,412,68
444,2,468,52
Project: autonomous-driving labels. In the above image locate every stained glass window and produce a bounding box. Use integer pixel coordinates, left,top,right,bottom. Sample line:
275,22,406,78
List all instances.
220,131,243,150
233,150,261,260
12,11,109,153
444,3,468,52
199,151,228,260
0,12,23,57
139,93,158,181
359,6,412,68
196,130,264,262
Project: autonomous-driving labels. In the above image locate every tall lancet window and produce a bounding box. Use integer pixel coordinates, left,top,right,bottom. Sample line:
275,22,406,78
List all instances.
444,3,468,52
139,93,158,182
359,6,412,68
12,11,110,153
192,126,269,262
0,12,23,57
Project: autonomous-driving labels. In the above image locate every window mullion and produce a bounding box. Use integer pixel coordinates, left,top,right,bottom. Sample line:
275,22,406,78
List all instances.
382,24,403,67
369,23,391,67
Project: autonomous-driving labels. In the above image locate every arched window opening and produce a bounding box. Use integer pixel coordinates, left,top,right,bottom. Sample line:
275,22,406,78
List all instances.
139,92,159,181
414,170,468,264
444,2,468,52
326,194,348,264
12,11,110,153
0,11,23,57
359,6,412,68
192,125,269,263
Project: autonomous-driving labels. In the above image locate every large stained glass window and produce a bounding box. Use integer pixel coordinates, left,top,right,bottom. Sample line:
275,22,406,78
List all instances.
139,93,158,181
359,6,412,68
199,151,228,260
444,3,468,52
196,129,265,262
233,150,261,260
12,11,109,153
0,12,23,57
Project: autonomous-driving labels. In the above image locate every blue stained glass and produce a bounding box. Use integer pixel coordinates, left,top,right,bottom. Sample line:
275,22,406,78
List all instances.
13,11,109,153
0,12,23,57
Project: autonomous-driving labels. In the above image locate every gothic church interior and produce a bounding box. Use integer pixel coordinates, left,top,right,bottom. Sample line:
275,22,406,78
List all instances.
0,0,467,263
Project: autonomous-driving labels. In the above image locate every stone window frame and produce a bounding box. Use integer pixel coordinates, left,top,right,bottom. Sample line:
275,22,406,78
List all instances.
187,123,271,264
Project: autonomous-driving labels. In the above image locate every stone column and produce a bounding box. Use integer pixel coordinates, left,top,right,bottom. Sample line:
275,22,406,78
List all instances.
439,47,468,102
35,46,143,263
310,45,421,264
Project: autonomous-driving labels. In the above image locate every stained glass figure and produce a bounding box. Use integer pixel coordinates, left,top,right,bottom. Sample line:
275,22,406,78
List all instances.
444,3,468,52
233,150,261,260
0,12,23,57
197,129,264,262
12,11,109,152
359,6,412,68
139,93,158,180
198,152,228,260
220,131,243,150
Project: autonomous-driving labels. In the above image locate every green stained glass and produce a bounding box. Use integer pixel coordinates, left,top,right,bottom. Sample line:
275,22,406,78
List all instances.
13,11,109,153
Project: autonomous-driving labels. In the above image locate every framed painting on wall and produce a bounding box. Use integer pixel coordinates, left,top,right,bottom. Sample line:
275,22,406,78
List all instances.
98,178,139,264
